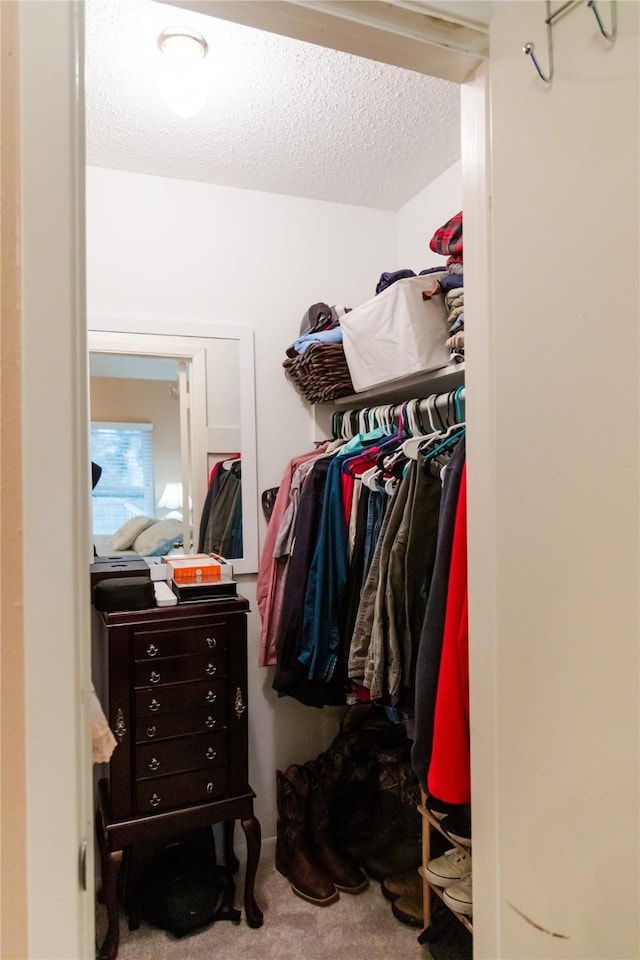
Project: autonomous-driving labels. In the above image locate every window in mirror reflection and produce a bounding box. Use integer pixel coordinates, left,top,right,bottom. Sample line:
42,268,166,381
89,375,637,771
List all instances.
90,353,190,557
90,422,155,533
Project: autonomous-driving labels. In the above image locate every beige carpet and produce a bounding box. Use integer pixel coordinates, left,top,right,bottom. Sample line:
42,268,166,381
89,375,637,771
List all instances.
95,839,432,960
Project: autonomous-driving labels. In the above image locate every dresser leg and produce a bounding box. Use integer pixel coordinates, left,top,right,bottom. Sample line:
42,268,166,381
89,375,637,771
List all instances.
240,815,264,928
98,847,123,960
223,819,240,874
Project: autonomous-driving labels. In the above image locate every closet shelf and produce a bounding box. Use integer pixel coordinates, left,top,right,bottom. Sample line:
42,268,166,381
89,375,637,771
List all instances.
331,362,465,409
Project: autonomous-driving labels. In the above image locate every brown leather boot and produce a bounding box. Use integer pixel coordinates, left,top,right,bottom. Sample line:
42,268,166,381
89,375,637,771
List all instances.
275,767,338,906
303,762,369,894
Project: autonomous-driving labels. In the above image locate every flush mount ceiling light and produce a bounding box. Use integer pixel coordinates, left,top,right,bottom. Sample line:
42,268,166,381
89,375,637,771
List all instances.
157,26,209,119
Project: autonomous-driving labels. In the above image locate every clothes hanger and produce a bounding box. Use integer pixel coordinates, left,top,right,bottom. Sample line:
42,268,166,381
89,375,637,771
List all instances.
402,394,449,460
407,398,422,436
421,423,466,462
401,398,435,460
385,476,399,495
358,407,368,436
361,465,382,492
407,389,465,462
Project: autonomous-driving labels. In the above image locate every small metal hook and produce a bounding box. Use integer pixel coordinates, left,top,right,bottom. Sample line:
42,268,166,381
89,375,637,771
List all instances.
587,0,616,41
523,41,553,82
523,0,554,83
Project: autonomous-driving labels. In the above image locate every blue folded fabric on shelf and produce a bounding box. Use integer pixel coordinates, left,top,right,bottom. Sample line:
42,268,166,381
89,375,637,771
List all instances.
290,326,344,356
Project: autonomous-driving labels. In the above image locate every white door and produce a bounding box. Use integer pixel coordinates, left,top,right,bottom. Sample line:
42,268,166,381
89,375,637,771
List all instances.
16,2,94,957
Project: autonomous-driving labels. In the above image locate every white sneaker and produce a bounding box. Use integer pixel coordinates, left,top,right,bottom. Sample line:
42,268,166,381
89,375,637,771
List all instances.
424,847,471,887
443,874,473,916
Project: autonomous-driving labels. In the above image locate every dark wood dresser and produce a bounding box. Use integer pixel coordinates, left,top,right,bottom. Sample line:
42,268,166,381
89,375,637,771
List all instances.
94,596,263,960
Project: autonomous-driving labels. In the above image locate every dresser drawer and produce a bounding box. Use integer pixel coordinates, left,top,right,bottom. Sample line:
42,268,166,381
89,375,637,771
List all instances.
133,625,227,661
136,730,226,779
136,706,226,743
136,678,226,717
136,768,228,814
134,652,226,689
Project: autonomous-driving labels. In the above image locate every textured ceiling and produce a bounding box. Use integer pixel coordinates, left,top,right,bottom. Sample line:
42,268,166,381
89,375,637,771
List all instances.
85,0,462,210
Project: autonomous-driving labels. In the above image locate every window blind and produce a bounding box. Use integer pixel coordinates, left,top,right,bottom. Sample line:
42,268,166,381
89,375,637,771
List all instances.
91,422,155,535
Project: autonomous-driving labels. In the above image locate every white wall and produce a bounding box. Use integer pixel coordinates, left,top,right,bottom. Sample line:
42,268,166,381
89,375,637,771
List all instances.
86,166,401,837
396,159,463,268
468,3,639,958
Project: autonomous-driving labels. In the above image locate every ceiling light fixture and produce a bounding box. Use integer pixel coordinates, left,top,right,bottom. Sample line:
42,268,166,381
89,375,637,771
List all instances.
157,26,209,119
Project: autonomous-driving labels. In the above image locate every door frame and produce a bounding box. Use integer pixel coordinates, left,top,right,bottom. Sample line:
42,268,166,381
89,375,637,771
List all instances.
17,1,94,957
11,3,493,957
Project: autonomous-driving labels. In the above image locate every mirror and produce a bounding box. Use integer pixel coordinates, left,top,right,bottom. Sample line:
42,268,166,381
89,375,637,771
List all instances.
88,318,258,574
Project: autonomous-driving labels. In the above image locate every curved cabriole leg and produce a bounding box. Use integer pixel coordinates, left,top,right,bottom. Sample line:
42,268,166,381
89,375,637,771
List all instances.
224,819,240,873
98,847,123,960
241,815,264,928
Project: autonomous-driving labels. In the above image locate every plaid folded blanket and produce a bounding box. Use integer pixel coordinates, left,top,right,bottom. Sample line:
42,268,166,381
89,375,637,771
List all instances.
430,211,463,257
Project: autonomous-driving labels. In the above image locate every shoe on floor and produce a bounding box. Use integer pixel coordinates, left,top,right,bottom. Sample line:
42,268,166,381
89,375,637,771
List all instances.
442,874,473,916
391,892,424,928
380,868,422,902
424,847,471,887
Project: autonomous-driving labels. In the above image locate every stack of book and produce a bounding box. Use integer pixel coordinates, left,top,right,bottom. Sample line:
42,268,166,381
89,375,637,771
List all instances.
161,554,237,603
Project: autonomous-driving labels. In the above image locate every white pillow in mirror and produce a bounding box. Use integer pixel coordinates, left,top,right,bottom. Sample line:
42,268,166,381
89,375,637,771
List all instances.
111,516,156,551
133,518,185,557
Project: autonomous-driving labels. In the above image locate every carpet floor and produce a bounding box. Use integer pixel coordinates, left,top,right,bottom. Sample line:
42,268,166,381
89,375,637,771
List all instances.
95,840,442,960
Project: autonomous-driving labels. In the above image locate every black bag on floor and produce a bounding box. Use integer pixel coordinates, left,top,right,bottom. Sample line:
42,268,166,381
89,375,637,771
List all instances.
132,829,240,937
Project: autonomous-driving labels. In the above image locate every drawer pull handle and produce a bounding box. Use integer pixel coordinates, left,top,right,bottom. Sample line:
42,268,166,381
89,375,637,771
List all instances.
150,793,161,808
148,757,160,771
205,663,217,676
149,698,160,712
114,708,127,742
206,637,217,649
206,782,214,794
205,691,217,703
149,671,161,684
206,748,217,760
205,716,216,729
146,725,157,738
235,687,246,719
147,644,158,657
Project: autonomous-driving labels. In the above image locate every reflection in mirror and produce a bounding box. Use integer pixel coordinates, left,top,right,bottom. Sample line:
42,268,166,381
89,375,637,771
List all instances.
197,338,243,559
89,352,189,557
88,323,258,574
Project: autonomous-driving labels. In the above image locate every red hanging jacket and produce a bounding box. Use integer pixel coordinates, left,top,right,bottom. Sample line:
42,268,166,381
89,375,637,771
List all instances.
427,465,470,805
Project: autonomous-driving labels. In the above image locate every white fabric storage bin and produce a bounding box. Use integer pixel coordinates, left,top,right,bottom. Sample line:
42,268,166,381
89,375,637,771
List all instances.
341,275,451,392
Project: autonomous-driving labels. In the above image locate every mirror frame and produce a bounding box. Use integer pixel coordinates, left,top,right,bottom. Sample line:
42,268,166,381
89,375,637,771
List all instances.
88,317,259,574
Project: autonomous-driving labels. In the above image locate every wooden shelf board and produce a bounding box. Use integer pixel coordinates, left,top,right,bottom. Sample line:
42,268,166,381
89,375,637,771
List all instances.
330,362,465,408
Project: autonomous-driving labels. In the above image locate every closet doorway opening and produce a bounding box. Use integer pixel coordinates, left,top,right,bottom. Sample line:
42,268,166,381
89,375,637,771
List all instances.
82,0,491,942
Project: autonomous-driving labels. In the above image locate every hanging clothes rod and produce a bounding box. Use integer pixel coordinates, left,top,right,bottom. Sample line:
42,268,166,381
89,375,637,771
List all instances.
331,387,466,441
